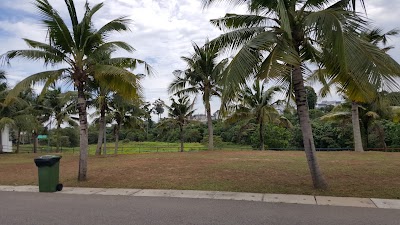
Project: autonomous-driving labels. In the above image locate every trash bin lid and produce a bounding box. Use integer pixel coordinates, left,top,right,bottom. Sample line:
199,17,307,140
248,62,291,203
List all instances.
34,155,62,167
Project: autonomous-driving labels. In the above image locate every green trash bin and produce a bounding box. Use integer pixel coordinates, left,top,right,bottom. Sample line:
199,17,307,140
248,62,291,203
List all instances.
34,155,63,192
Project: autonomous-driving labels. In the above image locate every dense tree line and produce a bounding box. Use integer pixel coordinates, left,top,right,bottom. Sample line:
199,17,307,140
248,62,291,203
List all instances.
86,106,400,150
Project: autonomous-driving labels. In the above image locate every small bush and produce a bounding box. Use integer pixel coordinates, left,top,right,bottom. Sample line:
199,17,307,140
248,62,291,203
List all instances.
201,135,224,149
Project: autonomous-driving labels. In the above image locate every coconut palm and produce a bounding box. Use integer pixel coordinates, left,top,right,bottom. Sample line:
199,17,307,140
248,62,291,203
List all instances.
16,89,44,154
90,84,111,155
202,0,400,189
43,88,78,152
321,95,390,150
227,81,291,150
2,0,151,181
142,101,154,140
314,28,399,152
164,95,196,152
87,50,138,156
108,94,144,155
314,77,375,152
169,40,228,151
153,98,165,121
0,86,44,153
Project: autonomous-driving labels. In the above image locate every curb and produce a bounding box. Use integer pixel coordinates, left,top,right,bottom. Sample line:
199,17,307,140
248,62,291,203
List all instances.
0,185,399,210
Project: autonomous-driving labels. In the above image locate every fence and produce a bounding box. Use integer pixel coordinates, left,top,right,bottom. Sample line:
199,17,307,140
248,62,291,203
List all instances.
11,145,208,155
9,145,400,154
262,147,400,152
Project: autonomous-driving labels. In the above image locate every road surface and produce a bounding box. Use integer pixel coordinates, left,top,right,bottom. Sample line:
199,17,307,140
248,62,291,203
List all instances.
0,191,398,225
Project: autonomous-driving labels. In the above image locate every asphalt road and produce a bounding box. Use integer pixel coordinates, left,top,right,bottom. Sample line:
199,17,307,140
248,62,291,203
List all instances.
0,191,399,225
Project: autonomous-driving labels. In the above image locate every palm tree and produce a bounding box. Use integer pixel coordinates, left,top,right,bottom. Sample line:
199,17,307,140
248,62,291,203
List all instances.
90,84,110,156
108,94,144,154
202,0,400,189
43,88,78,152
2,0,151,181
169,40,228,151
314,28,399,152
14,88,51,154
88,49,146,156
153,98,165,121
165,95,196,152
227,81,291,150
0,86,44,154
142,101,154,140
321,95,390,150
314,77,374,152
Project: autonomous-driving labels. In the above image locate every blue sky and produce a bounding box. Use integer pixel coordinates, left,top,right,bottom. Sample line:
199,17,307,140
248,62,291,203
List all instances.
0,0,399,119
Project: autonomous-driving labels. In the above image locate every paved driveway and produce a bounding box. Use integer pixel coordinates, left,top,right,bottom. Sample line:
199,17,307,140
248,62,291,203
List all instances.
0,191,399,225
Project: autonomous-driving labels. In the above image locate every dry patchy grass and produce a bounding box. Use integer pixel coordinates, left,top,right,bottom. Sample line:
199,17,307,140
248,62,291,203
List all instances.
0,151,399,199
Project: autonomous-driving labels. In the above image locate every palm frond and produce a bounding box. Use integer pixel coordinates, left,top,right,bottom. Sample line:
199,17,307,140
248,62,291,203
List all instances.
320,111,351,121
34,0,75,53
5,69,67,104
220,31,278,104
201,0,248,8
0,117,15,130
2,49,64,66
210,26,267,53
92,41,136,55
276,0,292,40
85,2,104,22
65,0,79,27
211,13,272,31
93,64,143,101
96,16,132,37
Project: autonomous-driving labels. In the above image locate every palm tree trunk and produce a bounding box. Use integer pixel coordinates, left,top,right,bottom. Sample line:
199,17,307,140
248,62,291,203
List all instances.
292,65,328,189
205,98,214,151
0,131,3,154
95,105,106,156
351,101,364,152
376,122,387,151
95,117,104,155
259,122,265,151
180,124,184,152
365,123,369,150
16,128,21,154
32,132,38,153
103,123,107,155
114,124,120,155
146,119,149,140
56,123,61,153
77,85,89,181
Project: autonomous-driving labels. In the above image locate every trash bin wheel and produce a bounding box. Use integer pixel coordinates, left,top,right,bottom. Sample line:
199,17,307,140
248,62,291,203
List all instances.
56,183,63,191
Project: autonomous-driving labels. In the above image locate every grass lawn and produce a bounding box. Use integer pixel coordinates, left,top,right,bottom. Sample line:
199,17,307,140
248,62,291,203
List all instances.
15,141,252,154
0,150,399,199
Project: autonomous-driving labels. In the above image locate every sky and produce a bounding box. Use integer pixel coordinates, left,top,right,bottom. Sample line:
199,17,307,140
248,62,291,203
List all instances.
0,0,399,120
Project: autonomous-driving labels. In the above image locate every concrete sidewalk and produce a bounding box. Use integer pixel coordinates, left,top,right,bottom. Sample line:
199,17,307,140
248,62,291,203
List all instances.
0,185,399,209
